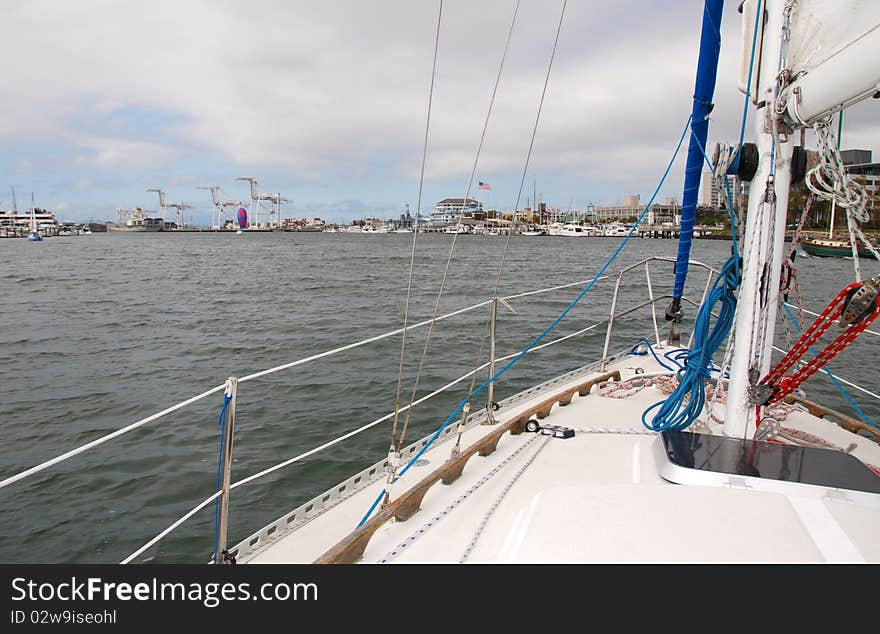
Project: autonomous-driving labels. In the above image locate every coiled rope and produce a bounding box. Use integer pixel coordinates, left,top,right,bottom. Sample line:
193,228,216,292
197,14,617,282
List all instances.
642,256,740,431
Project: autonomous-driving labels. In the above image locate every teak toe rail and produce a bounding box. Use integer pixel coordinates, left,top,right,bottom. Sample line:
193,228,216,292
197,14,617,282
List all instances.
314,369,620,564
782,393,880,443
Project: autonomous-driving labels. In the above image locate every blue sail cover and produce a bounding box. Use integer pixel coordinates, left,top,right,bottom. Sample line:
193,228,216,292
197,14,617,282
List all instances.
672,0,724,301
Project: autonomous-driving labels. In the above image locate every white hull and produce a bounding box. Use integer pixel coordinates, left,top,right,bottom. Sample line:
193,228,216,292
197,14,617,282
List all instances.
234,348,880,563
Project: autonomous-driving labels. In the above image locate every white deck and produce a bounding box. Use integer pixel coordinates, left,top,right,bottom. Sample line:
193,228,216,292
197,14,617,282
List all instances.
244,349,880,563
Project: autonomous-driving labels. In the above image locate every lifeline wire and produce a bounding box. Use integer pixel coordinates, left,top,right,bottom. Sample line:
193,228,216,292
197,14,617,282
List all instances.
357,114,694,527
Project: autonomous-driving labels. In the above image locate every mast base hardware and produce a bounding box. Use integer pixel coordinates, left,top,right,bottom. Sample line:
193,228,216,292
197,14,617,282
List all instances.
666,322,681,347
748,384,774,406
665,298,683,323
220,549,237,565
524,420,574,439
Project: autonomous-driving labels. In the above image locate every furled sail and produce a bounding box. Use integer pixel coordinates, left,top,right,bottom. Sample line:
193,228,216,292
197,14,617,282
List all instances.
781,0,880,124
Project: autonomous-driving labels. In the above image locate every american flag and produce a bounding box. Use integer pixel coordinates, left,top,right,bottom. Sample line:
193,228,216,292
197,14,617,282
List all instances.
478,181,491,190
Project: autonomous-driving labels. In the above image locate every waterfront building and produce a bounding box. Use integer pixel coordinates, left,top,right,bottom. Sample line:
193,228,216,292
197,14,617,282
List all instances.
429,198,482,224
0,207,60,237
593,195,681,226
699,170,725,208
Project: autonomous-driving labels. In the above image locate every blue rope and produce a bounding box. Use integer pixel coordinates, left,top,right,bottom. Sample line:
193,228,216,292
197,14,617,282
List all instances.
355,114,694,528
780,303,876,429
212,392,233,564
631,338,679,372
643,255,740,431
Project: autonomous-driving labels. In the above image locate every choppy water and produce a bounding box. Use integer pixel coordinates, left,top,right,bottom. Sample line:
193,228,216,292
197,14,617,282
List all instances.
1,231,878,563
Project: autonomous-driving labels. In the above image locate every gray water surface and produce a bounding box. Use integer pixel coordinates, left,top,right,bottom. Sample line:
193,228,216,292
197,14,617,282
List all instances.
1,232,877,563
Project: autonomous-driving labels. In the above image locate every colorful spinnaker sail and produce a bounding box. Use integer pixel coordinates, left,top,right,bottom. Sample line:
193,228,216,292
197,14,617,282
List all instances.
237,207,248,230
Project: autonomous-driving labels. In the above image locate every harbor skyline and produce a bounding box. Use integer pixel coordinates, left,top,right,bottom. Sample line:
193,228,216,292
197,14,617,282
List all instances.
2,1,879,226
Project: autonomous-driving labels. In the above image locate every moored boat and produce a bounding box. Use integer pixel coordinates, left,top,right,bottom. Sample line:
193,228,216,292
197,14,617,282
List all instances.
106,208,164,232
800,236,878,259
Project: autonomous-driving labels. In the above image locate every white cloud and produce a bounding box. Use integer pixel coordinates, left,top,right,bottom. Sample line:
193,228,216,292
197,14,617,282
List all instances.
72,136,181,169
1,0,878,221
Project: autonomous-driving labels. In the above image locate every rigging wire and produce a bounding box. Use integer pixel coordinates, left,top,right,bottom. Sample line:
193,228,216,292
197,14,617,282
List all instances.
356,114,694,528
389,0,443,451
490,0,567,302
462,0,567,413
393,0,523,457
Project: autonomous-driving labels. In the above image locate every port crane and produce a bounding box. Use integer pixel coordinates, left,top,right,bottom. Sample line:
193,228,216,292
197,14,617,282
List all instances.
234,177,289,229
196,186,241,230
146,188,192,229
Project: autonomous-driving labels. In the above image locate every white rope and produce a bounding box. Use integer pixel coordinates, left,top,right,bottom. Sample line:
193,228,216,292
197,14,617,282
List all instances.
378,434,541,563
121,319,616,561
805,118,880,280
459,435,551,563
121,491,221,564
0,383,226,491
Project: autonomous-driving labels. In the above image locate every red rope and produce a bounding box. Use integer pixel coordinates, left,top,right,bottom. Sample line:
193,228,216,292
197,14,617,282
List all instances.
760,284,880,404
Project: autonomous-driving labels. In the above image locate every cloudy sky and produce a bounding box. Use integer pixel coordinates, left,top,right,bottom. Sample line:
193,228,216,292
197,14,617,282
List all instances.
1,0,878,224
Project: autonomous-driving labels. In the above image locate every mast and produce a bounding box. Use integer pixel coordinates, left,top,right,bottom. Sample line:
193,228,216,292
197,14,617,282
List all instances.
532,177,536,224
724,0,794,438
